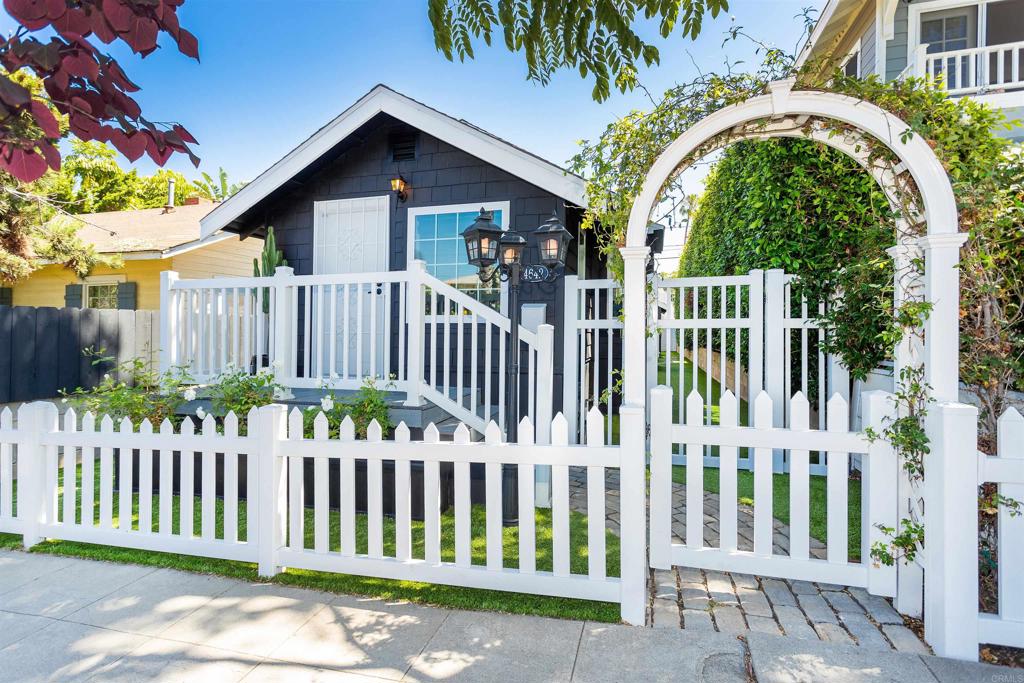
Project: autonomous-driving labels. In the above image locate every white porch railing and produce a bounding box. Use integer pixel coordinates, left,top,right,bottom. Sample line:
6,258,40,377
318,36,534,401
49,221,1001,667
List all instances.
913,41,1024,96
159,262,554,437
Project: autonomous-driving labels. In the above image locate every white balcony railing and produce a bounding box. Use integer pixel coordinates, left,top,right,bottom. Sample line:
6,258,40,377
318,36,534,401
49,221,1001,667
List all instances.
913,40,1024,96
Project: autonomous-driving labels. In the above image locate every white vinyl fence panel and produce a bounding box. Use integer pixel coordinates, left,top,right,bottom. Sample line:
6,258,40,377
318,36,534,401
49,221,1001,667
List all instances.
4,401,636,614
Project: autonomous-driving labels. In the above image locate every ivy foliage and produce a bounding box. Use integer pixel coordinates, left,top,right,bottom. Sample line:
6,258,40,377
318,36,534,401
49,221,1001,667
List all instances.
679,137,895,377
428,0,729,101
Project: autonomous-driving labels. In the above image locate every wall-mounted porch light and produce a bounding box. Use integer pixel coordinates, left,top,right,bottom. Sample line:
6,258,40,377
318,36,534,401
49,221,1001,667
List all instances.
390,175,408,202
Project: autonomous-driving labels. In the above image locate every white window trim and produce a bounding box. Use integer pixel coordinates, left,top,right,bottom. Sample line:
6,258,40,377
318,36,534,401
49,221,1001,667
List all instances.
80,274,125,310
908,0,989,59
312,195,391,275
841,38,862,77
406,200,511,316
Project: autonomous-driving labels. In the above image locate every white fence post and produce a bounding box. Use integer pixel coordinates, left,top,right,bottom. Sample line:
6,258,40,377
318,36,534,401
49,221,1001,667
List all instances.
746,269,765,417
763,269,786,471
18,402,58,548
272,266,294,393
619,402,647,624
646,273,660,425
159,270,179,374
924,400,979,660
861,390,898,597
649,385,673,570
404,260,426,407
534,324,555,507
256,404,288,578
562,275,579,442
535,324,554,444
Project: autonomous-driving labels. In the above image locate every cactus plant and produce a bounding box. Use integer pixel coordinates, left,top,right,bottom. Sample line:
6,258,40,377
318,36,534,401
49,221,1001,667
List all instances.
253,225,287,278
254,226,287,314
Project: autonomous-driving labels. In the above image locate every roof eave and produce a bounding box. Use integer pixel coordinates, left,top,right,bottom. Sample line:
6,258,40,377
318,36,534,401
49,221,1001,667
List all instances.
200,85,588,239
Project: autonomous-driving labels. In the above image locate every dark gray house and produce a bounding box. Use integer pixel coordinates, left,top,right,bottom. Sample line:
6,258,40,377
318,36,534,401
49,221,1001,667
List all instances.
193,85,607,432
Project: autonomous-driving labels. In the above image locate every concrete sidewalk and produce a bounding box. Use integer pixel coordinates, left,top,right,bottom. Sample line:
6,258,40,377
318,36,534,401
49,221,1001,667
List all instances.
0,551,1014,682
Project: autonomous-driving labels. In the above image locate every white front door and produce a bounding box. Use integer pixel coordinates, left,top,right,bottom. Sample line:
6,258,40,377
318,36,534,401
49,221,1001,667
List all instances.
313,196,390,381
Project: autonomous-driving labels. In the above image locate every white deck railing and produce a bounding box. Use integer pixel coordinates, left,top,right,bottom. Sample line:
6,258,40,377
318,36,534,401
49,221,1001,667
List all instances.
159,262,553,436
913,40,1024,96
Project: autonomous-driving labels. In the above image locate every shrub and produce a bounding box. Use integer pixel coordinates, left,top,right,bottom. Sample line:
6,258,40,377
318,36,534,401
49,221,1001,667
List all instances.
205,366,282,418
63,349,192,425
303,376,394,439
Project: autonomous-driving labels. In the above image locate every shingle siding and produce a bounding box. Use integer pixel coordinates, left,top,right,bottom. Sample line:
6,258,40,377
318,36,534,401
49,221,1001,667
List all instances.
261,114,591,413
861,19,877,76
885,1,910,81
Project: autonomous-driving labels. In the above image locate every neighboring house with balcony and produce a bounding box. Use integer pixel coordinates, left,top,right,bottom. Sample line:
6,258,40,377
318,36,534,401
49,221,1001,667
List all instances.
4,198,264,311
797,0,1024,140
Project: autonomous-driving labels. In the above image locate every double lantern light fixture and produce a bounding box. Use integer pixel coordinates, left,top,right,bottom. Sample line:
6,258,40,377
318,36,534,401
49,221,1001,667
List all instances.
461,207,573,445
461,208,572,284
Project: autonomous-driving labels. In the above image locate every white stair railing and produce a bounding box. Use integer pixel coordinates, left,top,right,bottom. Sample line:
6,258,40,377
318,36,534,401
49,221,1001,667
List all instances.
409,260,554,438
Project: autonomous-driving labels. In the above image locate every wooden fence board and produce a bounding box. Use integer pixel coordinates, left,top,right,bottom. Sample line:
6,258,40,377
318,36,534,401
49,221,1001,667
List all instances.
57,307,81,394
0,306,158,402
11,306,37,400
0,307,12,403
34,307,59,399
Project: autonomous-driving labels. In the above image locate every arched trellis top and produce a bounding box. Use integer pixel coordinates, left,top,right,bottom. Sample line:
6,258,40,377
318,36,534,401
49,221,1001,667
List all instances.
624,78,958,248
618,78,964,410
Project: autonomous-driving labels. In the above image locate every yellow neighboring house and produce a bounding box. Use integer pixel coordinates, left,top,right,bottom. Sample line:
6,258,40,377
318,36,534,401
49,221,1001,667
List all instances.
5,199,264,311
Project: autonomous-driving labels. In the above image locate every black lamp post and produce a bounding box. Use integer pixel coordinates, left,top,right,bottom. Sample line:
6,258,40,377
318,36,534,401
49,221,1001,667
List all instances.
462,208,572,443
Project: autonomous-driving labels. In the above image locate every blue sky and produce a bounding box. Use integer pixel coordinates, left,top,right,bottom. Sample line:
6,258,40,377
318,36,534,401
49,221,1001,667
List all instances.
1,0,821,184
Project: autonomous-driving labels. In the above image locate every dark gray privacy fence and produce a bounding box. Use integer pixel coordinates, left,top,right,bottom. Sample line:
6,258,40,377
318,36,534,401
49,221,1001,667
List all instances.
0,306,159,403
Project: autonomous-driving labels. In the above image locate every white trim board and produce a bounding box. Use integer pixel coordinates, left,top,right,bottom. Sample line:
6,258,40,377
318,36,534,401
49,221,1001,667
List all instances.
200,85,588,240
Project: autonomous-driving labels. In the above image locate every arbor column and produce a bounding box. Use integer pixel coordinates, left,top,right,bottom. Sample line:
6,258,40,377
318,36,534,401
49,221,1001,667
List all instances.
620,246,650,407
919,233,968,403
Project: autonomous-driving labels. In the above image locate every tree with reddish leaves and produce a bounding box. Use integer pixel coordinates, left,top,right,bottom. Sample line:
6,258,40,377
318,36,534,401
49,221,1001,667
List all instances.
1,0,200,183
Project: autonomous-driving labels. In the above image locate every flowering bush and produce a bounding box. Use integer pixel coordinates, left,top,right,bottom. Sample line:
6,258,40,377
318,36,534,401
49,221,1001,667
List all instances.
205,366,283,418
303,376,394,438
63,349,192,425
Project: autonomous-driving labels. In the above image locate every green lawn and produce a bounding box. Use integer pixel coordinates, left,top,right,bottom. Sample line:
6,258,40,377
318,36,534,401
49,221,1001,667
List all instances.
0,464,621,622
671,465,862,560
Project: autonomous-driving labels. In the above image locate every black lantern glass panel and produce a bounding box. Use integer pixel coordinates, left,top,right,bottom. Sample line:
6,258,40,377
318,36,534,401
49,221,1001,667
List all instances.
462,208,503,269
499,231,527,265
533,212,572,268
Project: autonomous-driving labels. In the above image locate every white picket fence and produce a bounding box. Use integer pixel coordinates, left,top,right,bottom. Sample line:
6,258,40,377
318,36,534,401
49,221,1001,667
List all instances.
161,261,554,436
0,401,643,617
649,385,898,592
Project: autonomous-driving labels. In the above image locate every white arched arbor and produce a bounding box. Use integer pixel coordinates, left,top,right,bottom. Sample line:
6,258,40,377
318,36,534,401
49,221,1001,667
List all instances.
620,78,966,410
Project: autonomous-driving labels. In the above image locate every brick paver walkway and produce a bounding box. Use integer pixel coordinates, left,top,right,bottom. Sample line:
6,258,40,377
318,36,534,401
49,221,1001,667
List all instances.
568,467,930,653
568,467,826,557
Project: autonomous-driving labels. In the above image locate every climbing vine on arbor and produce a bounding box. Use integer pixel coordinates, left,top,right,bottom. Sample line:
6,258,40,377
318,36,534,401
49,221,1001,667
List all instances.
569,30,1024,567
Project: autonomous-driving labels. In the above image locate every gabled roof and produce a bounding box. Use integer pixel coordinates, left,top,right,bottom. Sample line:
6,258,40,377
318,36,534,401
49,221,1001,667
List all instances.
200,85,588,239
50,200,225,257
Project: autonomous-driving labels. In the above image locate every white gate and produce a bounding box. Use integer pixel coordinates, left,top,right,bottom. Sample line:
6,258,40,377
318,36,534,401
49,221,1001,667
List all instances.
648,384,898,589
